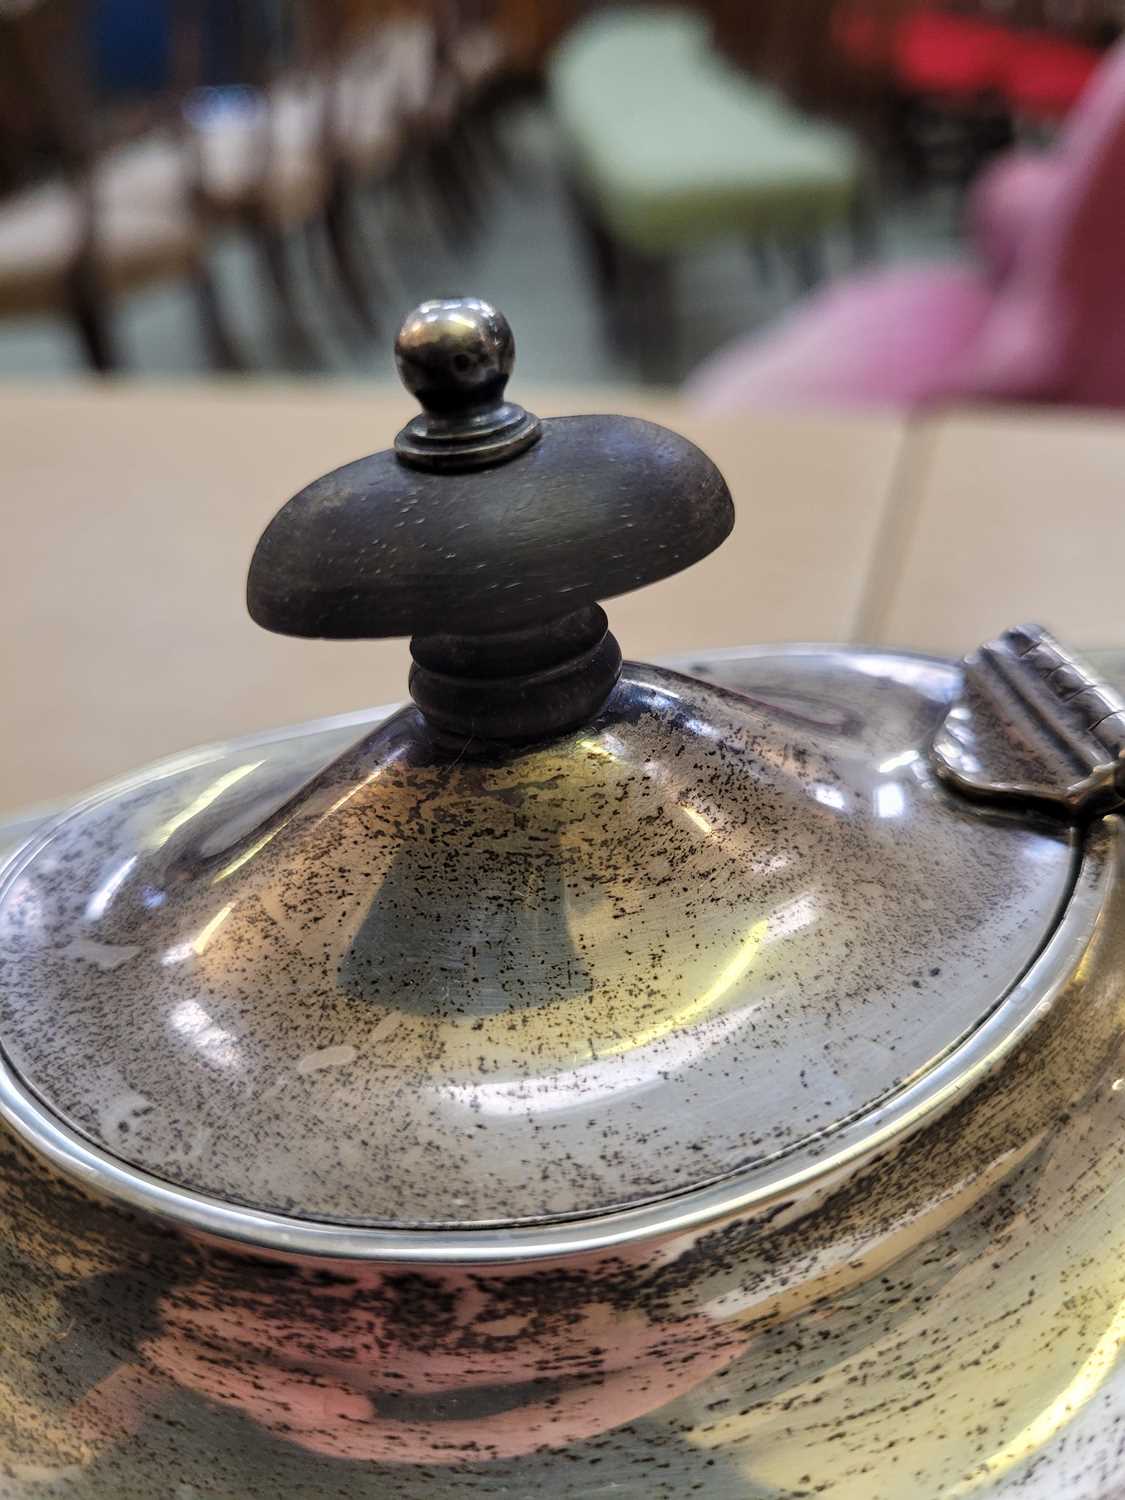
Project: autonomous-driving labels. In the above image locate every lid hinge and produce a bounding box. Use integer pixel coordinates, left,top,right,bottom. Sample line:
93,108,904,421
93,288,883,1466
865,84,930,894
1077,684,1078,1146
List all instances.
931,624,1125,819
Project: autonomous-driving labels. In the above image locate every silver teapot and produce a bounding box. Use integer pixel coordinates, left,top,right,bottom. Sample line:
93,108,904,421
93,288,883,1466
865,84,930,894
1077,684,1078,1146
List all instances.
2,299,1125,1499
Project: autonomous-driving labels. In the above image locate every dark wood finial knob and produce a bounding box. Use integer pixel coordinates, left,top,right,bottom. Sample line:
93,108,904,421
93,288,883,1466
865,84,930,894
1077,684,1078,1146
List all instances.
248,296,734,745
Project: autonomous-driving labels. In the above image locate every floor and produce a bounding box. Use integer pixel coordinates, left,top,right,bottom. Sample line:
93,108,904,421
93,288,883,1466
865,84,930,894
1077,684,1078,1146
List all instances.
0,104,964,387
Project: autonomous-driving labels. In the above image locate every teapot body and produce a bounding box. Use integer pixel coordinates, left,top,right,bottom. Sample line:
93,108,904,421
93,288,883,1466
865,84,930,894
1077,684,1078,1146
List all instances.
8,300,1125,1497
3,648,1125,1500
2,877,1123,1500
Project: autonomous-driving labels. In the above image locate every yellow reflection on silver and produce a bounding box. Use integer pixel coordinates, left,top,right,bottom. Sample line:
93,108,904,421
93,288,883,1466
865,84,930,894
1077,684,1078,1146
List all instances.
948,1297,1125,1495
160,902,233,966
211,828,282,884
150,762,264,849
319,765,388,821
577,736,617,762
444,1008,750,1117
603,916,770,1056
609,896,813,1064
437,910,804,1116
878,749,920,774
679,805,714,837
211,764,394,884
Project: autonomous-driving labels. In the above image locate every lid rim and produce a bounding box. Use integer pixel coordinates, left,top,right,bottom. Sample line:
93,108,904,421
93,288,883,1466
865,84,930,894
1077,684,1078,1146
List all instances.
0,815,1100,1263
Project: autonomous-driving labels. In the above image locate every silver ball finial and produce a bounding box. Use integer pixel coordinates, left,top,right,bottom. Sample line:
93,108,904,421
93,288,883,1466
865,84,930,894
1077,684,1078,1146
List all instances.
394,295,541,472
395,297,515,416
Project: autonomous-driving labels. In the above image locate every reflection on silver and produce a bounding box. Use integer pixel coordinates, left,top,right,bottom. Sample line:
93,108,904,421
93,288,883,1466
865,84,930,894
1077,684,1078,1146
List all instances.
875,782,907,819
170,999,242,1071
811,783,847,811
150,763,264,849
159,903,234,966
879,749,920,774
85,855,138,920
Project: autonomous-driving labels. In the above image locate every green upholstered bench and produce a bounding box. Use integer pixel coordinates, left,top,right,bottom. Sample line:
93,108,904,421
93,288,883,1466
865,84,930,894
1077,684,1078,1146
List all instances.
548,7,865,369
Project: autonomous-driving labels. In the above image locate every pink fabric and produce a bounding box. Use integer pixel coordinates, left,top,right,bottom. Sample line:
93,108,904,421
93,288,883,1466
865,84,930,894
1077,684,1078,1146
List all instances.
969,150,1059,283
686,38,1125,414
689,266,992,411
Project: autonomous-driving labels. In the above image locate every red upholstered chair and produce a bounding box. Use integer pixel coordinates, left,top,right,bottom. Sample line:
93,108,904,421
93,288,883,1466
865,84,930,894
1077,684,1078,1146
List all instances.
892,9,1015,97
1004,32,1100,121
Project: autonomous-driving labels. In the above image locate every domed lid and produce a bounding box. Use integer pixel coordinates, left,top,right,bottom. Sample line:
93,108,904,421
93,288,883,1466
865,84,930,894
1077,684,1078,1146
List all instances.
0,301,1084,1233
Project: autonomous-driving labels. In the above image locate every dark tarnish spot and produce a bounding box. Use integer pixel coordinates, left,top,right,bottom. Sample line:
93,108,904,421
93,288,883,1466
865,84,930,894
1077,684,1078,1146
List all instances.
375,1376,582,1424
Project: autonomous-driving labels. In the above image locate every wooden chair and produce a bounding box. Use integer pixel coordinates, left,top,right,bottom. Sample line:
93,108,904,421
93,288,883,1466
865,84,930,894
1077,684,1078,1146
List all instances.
0,0,238,372
490,0,577,73
317,4,437,331
330,1,510,261
446,0,523,187
177,0,341,365
386,0,496,245
182,0,499,355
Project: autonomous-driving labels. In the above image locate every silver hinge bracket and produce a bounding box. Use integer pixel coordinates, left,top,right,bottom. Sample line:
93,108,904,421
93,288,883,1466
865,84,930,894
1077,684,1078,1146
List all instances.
931,624,1125,819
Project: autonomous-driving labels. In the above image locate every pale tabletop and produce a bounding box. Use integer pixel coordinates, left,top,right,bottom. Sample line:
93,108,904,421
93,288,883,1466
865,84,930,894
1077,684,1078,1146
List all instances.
863,407,1125,654
2,382,1125,816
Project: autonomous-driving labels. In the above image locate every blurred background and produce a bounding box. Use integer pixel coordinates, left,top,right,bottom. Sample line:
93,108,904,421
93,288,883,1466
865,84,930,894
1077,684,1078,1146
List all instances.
1,0,1122,396
7,0,1125,822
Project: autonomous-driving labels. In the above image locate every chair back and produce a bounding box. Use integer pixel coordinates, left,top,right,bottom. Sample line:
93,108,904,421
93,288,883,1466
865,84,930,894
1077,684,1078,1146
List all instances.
0,0,93,189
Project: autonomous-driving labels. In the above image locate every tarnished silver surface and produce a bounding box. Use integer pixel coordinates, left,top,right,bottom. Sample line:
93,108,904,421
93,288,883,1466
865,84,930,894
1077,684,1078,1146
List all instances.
0,653,1073,1230
1,646,1124,1497
933,625,1125,818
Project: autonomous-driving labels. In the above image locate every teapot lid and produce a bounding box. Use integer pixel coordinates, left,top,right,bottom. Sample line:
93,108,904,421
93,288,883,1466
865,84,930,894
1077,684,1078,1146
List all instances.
0,301,1078,1234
